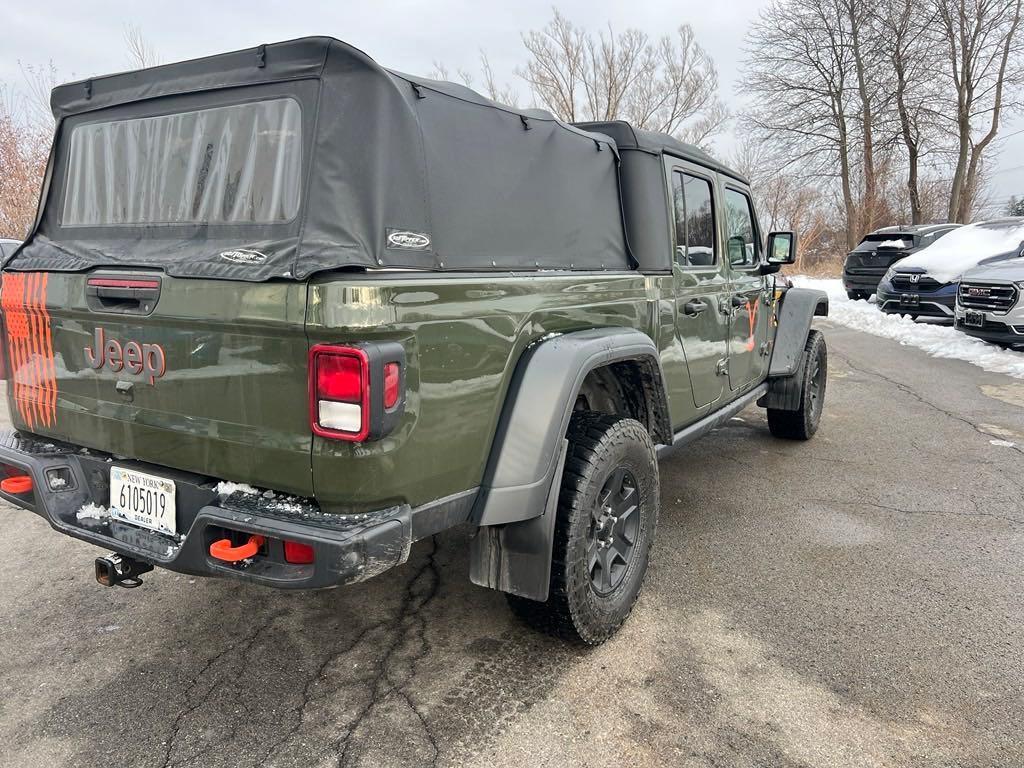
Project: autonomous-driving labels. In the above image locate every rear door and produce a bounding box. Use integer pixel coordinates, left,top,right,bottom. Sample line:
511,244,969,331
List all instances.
667,159,729,409
2,270,313,496
722,184,770,391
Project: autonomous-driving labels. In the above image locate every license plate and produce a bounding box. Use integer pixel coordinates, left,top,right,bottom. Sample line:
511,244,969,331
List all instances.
900,294,919,307
964,310,985,328
109,467,177,535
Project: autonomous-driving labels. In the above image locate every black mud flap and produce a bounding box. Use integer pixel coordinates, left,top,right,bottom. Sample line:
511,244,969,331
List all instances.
468,439,567,602
760,288,828,411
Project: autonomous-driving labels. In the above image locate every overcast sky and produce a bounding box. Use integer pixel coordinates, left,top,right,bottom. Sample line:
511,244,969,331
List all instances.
2,0,1021,212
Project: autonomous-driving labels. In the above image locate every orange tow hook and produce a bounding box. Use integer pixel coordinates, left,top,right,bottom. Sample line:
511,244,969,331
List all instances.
0,475,33,495
209,534,265,563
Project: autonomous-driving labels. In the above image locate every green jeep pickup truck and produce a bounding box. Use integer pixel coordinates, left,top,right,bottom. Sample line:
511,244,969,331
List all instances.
0,37,827,644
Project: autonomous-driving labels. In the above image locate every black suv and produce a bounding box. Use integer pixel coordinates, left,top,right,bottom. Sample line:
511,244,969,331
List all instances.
843,224,959,300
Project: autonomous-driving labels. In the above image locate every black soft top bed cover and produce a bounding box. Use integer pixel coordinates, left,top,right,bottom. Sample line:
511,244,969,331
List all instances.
9,37,629,281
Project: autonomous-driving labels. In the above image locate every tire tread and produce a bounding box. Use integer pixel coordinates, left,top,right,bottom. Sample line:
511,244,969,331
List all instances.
507,412,658,644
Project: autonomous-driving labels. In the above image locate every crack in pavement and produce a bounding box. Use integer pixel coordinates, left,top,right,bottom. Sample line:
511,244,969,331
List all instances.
812,498,1023,527
384,542,442,768
159,606,283,768
834,349,1024,457
332,537,442,768
126,539,444,768
254,617,390,766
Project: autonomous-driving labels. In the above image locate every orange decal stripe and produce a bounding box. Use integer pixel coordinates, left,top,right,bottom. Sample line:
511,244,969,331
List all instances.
11,274,30,427
41,273,56,426
13,274,27,427
744,298,760,353
1,275,12,421
1,272,56,430
26,272,41,428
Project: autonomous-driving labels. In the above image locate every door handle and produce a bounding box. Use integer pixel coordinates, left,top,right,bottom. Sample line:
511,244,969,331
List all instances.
683,299,708,316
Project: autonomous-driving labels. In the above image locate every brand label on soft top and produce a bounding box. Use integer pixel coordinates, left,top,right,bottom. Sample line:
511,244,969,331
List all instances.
219,249,268,265
386,229,431,251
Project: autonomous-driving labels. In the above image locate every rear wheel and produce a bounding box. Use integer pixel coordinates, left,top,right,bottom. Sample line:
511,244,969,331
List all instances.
767,330,826,440
846,290,863,300
507,412,659,644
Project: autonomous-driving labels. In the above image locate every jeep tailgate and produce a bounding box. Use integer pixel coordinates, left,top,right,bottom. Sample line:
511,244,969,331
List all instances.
1,271,313,496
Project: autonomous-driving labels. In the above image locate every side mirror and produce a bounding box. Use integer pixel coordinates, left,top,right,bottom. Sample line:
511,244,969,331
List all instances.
767,231,797,265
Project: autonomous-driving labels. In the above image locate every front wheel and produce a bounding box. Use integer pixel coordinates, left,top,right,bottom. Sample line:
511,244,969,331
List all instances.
507,412,659,644
767,330,826,440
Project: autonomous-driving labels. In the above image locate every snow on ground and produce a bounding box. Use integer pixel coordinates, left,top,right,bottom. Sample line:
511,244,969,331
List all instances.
792,276,1024,379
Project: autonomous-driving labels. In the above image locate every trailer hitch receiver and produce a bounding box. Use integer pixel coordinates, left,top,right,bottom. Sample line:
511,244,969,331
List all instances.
95,553,153,588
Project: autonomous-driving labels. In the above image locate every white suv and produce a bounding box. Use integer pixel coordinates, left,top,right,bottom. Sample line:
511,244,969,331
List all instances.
955,259,1024,347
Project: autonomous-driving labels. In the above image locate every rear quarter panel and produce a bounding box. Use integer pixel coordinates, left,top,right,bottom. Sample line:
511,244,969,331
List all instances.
306,272,676,512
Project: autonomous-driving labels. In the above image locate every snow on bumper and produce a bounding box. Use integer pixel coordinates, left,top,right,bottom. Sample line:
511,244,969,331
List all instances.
0,430,412,589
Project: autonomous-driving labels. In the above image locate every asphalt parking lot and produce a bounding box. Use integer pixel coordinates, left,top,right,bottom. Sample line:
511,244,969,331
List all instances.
0,321,1021,768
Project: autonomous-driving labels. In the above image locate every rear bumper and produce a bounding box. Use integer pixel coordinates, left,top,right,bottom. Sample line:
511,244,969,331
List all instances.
843,269,886,292
0,430,444,590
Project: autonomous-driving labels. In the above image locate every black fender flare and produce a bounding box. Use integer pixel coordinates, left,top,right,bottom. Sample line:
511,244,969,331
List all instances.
469,327,670,601
759,287,828,411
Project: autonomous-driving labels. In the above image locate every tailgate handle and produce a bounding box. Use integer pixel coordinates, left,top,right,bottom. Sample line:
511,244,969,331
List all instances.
86,276,161,314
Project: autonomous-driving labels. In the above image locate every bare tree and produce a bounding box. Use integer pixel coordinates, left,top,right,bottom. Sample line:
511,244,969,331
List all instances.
431,52,520,107
742,0,864,250
872,0,947,223
124,24,161,69
843,0,896,234
732,137,830,268
0,87,50,239
936,0,1022,222
479,52,520,107
518,11,727,147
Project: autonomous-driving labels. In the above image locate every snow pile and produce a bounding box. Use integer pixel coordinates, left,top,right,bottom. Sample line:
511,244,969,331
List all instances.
897,220,1024,282
792,276,1024,379
76,503,110,521
215,481,259,497
876,239,908,249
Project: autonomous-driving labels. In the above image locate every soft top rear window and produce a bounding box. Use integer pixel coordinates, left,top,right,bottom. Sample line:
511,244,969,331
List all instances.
61,97,302,227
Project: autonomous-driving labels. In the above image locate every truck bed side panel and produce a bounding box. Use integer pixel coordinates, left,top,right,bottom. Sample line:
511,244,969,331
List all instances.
306,272,671,511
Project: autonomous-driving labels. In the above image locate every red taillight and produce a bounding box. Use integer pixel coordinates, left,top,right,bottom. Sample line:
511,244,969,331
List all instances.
317,354,363,402
309,342,405,442
310,345,369,441
283,540,315,564
383,362,400,409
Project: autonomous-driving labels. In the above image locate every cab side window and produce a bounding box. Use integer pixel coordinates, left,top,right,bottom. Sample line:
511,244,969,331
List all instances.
724,188,760,268
671,171,716,268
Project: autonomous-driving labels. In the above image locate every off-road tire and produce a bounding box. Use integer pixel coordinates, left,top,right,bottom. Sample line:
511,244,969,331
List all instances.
767,329,827,440
846,290,864,301
507,412,659,645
